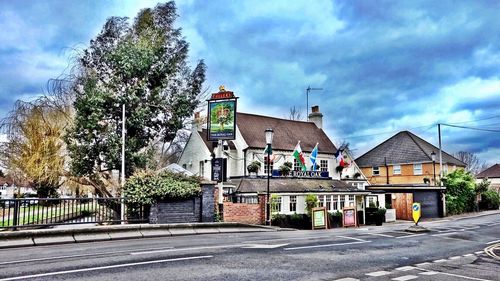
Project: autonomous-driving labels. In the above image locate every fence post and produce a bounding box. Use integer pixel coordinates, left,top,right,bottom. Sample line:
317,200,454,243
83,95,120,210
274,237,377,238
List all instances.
12,200,20,231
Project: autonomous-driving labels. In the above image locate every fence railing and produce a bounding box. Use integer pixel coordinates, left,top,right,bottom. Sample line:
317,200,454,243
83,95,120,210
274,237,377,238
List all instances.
0,198,149,230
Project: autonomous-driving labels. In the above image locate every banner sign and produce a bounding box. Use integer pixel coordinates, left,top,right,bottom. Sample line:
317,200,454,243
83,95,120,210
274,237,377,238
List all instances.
271,170,329,178
342,207,357,228
211,158,227,182
207,98,237,141
312,207,328,229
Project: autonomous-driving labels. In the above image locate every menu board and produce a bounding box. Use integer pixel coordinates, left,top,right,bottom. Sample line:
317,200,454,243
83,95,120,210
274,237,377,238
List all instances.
312,207,328,229
342,207,357,227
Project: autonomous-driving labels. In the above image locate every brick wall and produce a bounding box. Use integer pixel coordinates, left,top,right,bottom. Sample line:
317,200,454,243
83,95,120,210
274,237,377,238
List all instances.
223,194,266,225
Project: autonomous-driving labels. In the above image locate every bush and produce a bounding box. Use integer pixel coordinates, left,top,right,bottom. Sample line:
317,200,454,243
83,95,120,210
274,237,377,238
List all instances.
247,161,261,173
481,190,500,210
328,211,343,227
271,213,311,229
124,170,201,205
305,194,318,215
443,169,476,215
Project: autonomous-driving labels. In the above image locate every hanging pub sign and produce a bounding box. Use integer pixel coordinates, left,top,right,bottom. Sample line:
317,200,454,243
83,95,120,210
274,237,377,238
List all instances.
207,85,238,141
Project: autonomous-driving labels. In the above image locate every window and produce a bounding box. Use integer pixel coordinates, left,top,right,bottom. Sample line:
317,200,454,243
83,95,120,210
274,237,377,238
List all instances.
317,195,324,207
293,159,301,171
263,157,274,174
348,195,355,207
367,196,377,208
372,167,380,176
289,196,297,212
272,196,282,213
393,165,401,175
332,198,338,210
339,195,345,209
413,163,422,175
199,161,205,176
320,160,328,172
326,195,332,211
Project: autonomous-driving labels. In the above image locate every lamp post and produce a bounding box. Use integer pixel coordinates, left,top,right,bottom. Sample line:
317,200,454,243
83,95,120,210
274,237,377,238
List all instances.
265,128,274,226
431,151,437,186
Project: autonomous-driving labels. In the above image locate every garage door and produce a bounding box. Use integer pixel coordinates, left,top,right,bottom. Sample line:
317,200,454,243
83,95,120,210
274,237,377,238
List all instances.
413,191,439,218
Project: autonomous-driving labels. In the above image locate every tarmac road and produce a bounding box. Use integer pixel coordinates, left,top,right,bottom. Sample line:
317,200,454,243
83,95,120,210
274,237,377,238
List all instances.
0,213,498,281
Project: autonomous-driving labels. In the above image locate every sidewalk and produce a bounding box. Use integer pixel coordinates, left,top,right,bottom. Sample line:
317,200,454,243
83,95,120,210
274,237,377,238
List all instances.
0,222,285,249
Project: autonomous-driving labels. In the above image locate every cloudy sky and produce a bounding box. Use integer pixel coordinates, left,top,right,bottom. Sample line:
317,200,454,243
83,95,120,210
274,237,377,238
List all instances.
1,0,499,165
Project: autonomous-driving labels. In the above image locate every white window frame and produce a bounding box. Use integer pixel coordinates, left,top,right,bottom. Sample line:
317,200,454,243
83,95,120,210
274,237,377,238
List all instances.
320,160,328,172
272,196,282,213
293,159,301,171
393,165,401,175
413,163,422,175
263,157,274,174
372,167,380,176
317,195,325,207
289,196,297,212
199,161,205,176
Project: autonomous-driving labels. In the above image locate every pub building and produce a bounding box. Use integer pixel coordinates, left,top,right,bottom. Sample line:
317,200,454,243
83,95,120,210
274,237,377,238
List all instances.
178,102,373,225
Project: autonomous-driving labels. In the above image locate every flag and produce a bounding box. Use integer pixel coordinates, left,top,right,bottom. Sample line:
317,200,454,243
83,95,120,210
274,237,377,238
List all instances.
263,144,274,163
293,141,307,171
309,143,319,170
335,149,345,167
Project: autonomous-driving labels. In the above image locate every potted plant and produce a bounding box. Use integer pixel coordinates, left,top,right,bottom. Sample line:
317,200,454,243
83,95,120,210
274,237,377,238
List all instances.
279,161,293,176
353,172,361,179
247,161,261,177
423,177,430,184
375,208,386,226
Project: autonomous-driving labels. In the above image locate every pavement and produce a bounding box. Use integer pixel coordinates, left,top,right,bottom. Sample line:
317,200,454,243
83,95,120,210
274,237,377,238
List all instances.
0,209,498,249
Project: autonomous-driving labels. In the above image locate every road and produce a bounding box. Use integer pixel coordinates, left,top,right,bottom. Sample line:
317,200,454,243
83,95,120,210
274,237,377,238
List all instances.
0,213,498,281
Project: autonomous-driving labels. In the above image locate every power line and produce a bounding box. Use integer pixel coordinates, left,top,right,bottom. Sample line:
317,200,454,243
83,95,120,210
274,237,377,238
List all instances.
440,123,500,133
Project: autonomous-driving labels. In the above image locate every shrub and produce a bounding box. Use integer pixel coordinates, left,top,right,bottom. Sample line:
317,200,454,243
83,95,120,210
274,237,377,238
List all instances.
272,213,311,229
481,190,500,210
305,194,318,215
279,162,292,176
443,169,476,215
247,161,261,173
124,170,201,205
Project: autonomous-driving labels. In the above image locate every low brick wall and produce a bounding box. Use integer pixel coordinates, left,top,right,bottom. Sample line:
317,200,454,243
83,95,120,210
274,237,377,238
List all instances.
223,195,266,225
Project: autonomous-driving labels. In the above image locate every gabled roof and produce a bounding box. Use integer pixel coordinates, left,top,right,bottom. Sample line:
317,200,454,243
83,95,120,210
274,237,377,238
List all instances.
477,164,500,178
355,131,466,167
236,113,337,153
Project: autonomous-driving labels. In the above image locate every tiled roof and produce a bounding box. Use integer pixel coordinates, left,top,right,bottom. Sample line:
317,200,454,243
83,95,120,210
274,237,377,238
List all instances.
232,178,367,193
477,164,500,178
355,131,466,167
236,113,337,153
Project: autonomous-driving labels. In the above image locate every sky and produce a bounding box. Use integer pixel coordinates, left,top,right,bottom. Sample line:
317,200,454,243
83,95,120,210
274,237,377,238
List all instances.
1,0,499,166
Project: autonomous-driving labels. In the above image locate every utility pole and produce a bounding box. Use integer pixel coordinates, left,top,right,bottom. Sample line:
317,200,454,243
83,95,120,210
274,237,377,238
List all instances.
121,104,126,224
306,86,323,120
438,123,443,181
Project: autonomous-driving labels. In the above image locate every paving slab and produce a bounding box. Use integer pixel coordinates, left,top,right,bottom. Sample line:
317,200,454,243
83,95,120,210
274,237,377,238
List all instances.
33,235,75,246
0,238,35,248
73,233,111,242
193,227,220,234
168,227,196,236
139,229,171,238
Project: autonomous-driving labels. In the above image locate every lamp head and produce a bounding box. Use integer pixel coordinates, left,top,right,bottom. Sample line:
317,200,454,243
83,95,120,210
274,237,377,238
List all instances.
265,128,274,145
430,151,436,162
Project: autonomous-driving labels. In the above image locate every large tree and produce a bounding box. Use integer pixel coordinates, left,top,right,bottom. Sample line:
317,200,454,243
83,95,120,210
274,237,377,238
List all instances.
65,2,205,196
453,151,486,175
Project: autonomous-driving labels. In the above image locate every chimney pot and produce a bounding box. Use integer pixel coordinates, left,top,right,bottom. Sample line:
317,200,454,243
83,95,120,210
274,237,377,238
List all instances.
308,105,323,129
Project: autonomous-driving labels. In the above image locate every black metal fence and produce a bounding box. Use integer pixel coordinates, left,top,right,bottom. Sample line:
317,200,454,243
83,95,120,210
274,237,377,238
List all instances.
0,197,149,230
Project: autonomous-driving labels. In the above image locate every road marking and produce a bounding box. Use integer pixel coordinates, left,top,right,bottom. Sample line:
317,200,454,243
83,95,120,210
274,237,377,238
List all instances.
244,235,330,244
449,256,461,260
0,255,213,281
241,243,289,249
415,262,431,267
391,275,418,281
461,226,480,230
433,259,447,263
486,239,500,245
463,254,474,257
487,222,500,226
365,271,391,276
363,233,395,238
396,233,426,239
130,244,237,255
419,271,438,275
284,241,370,251
334,278,359,281
395,266,416,271
432,232,458,236
336,235,368,242
0,246,175,266
475,251,484,254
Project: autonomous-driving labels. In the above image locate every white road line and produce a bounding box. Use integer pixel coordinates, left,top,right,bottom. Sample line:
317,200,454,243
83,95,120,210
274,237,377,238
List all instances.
363,233,395,238
284,241,369,251
391,275,418,281
461,226,480,230
0,246,175,266
396,233,426,239
336,235,368,242
463,254,474,257
486,239,500,245
419,271,438,275
334,278,359,281
433,259,447,263
449,256,461,260
432,232,458,236
244,235,331,244
395,266,416,271
415,262,431,267
475,251,484,254
365,271,391,277
131,244,237,255
0,255,213,281
487,222,500,226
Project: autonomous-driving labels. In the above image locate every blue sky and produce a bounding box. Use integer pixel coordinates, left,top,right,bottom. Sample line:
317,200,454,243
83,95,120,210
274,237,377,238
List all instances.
1,0,499,165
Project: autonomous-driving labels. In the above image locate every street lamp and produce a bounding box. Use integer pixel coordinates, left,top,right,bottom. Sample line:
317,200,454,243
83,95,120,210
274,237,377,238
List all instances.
265,128,274,225
431,151,436,186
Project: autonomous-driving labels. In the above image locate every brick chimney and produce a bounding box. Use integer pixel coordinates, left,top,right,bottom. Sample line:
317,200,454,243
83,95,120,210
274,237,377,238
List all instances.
308,105,323,129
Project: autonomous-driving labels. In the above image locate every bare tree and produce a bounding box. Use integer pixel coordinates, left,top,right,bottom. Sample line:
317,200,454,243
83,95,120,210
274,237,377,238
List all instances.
287,106,303,121
453,151,486,175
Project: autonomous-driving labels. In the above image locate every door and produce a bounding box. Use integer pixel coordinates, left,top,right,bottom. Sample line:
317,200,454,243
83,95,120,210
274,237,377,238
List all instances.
392,193,413,220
